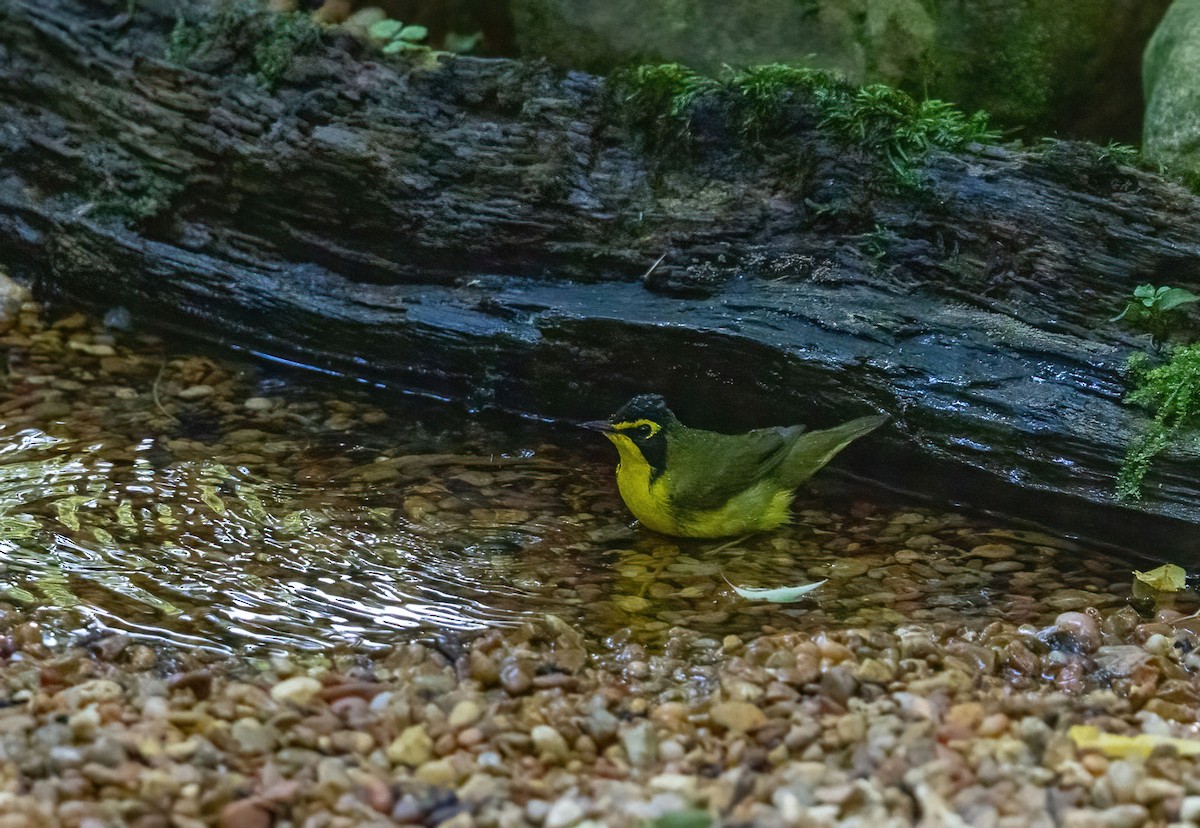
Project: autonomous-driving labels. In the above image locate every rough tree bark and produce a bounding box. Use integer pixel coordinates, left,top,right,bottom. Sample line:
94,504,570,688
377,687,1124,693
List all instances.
2,0,1200,557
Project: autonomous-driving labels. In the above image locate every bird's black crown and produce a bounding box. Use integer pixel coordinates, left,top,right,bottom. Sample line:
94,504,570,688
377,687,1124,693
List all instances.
611,394,677,425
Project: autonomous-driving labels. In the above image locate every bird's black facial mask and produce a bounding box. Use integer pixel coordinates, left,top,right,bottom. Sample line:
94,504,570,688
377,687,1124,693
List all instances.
608,417,668,477
607,395,677,478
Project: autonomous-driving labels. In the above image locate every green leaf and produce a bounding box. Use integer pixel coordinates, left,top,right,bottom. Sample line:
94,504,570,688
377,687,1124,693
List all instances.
368,19,404,40
382,40,423,54
1157,287,1200,313
1134,563,1187,592
1133,284,1156,301
444,31,483,53
398,24,428,42
728,578,826,602
647,810,714,828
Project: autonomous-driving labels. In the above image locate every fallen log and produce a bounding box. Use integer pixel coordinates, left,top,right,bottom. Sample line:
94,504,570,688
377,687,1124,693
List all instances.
3,0,1200,557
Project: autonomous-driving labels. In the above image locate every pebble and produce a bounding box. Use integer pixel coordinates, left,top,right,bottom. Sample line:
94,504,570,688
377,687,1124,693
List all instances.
176,384,214,400
969,544,1016,559
269,677,322,706
416,757,457,786
531,725,570,763
499,659,533,696
710,702,767,733
544,798,586,828
218,800,271,828
68,341,116,356
1181,796,1200,822
449,700,482,728
0,272,28,333
59,680,123,709
232,719,278,753
1054,611,1102,653
622,720,658,768
388,725,433,767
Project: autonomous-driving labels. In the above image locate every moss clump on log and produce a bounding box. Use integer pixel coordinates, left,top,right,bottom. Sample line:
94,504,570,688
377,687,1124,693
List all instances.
614,63,998,187
166,1,323,87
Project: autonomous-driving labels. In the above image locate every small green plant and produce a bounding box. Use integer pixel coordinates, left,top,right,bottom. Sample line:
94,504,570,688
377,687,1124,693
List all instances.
861,223,894,260
1117,345,1200,499
1111,283,1200,347
367,19,430,54
817,85,999,187
1096,141,1139,168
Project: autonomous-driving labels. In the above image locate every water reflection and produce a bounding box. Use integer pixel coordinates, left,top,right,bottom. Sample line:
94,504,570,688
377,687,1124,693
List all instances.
0,308,1178,656
0,429,569,652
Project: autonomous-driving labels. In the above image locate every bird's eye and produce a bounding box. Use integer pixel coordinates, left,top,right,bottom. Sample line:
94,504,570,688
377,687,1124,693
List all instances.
639,424,654,438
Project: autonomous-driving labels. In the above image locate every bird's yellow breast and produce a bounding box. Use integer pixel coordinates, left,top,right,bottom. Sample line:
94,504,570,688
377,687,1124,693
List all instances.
607,433,794,537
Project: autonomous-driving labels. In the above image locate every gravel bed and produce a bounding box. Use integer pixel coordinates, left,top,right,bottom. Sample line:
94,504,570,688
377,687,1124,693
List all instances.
4,606,1200,827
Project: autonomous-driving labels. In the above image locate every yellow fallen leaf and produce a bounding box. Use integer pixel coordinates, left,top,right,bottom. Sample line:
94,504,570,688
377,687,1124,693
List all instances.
1069,725,1200,759
1133,563,1187,593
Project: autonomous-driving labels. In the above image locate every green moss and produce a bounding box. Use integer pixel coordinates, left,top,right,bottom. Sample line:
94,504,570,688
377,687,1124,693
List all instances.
165,15,208,64
92,166,183,225
726,64,846,142
614,63,719,148
165,2,322,87
614,62,997,186
1117,346,1200,500
253,12,322,85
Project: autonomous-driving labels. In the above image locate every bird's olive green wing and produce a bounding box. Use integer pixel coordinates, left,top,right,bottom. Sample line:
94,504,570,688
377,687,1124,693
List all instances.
777,414,888,488
663,425,804,512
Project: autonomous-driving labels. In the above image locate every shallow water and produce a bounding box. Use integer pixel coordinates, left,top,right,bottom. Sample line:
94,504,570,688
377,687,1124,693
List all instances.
0,304,1185,656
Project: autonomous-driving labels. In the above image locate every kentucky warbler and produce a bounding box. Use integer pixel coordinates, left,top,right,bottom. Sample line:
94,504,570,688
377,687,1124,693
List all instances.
584,395,887,538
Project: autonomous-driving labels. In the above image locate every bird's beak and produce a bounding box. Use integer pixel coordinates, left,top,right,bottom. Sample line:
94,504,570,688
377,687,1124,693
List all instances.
580,420,615,433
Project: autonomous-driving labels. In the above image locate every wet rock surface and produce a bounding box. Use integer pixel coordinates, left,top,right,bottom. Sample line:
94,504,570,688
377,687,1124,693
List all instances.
1,300,1200,825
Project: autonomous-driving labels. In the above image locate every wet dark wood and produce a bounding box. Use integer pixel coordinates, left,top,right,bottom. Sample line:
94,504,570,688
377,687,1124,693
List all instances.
3,0,1200,557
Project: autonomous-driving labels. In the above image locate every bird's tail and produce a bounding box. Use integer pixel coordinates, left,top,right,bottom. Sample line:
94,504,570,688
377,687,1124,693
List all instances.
782,414,888,486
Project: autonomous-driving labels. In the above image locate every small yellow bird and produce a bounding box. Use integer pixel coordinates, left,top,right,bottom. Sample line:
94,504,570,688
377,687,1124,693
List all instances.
585,395,887,538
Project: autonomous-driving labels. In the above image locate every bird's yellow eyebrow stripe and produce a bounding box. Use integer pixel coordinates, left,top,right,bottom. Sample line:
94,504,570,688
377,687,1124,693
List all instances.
611,419,661,437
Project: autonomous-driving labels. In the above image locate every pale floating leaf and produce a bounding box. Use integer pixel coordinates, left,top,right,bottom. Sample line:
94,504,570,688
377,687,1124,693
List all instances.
1133,563,1187,592
1070,725,1200,759
728,578,827,602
